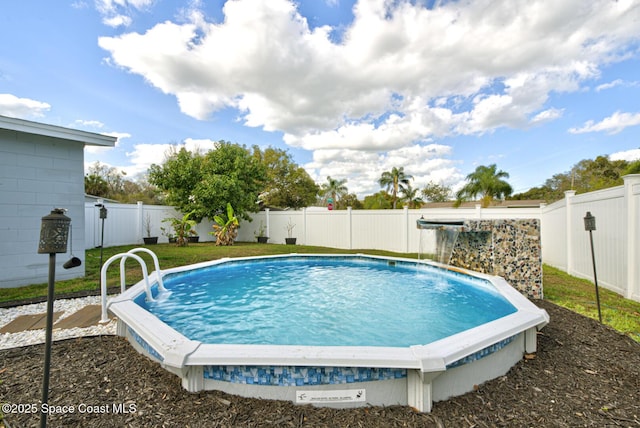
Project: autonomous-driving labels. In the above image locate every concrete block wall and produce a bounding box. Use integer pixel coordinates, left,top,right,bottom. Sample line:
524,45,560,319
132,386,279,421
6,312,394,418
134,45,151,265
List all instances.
0,129,86,287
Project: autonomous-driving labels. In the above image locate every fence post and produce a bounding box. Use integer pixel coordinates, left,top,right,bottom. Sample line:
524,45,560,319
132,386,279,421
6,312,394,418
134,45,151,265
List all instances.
347,206,353,249
302,207,307,246
403,206,409,253
475,204,482,219
564,190,576,276
265,208,270,239
623,174,640,300
136,201,144,243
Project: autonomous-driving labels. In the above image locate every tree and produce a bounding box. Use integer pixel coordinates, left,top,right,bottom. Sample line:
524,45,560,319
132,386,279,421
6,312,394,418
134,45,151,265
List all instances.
378,167,413,209
162,211,197,246
118,176,164,205
337,193,363,209
84,173,109,197
320,176,348,207
421,181,451,202
456,164,513,208
85,161,162,204
148,141,267,222
626,159,640,175
363,191,393,209
400,183,424,208
254,147,318,209
211,203,239,246
85,161,128,198
511,154,639,202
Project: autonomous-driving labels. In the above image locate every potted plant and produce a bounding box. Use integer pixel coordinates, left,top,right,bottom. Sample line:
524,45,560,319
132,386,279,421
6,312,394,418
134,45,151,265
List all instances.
160,226,176,243
162,211,197,246
285,217,296,245
254,221,269,244
143,214,158,245
211,203,239,246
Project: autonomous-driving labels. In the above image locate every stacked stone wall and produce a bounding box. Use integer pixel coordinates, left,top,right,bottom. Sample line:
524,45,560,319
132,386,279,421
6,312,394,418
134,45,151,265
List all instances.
448,219,542,299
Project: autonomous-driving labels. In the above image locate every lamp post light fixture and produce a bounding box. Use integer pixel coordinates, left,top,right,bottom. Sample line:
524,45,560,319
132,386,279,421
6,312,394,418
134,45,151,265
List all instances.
583,211,602,323
95,201,108,270
37,208,72,428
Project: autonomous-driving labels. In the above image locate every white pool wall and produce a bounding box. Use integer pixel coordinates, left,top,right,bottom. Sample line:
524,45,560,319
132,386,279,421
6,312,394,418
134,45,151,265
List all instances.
108,254,549,412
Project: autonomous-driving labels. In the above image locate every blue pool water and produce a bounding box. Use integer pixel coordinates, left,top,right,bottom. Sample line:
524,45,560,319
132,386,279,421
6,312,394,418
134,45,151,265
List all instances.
136,257,517,347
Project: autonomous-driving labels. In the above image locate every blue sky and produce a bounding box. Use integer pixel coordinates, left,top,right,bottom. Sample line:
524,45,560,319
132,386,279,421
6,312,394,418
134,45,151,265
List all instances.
1,0,640,198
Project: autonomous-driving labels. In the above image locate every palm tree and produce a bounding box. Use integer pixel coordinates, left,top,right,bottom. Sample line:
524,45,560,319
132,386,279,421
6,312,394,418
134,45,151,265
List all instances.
378,167,413,209
320,176,348,206
400,183,424,208
455,164,513,207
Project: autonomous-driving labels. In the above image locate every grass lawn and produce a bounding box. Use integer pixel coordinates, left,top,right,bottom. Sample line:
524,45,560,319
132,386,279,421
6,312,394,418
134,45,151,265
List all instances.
2,242,639,342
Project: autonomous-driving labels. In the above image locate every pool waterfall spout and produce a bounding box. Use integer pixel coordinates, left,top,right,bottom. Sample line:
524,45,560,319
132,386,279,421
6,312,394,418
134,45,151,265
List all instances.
416,218,465,265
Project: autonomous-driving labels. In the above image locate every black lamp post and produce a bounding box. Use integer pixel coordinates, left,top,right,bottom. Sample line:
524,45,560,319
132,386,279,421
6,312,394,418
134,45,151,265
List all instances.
584,211,602,323
37,208,71,428
96,202,108,270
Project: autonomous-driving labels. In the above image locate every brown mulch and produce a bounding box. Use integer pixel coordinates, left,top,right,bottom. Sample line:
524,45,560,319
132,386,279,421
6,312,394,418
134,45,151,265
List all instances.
1,300,639,428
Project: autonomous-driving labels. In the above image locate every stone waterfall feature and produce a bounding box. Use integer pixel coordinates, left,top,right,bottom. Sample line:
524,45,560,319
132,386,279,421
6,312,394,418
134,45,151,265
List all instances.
417,218,543,299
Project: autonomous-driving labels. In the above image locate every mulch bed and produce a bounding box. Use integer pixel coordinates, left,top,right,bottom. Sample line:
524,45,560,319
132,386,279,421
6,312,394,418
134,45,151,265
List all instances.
1,300,639,427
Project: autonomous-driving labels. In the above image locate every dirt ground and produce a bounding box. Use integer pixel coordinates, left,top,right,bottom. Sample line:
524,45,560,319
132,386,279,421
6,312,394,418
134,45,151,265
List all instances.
1,300,639,428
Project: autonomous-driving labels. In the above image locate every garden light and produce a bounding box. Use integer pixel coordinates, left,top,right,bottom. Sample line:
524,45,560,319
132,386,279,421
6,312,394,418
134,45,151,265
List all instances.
583,211,602,323
37,208,71,428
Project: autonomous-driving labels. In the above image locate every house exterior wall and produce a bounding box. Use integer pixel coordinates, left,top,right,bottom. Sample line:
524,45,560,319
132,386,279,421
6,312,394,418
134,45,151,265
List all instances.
0,128,86,287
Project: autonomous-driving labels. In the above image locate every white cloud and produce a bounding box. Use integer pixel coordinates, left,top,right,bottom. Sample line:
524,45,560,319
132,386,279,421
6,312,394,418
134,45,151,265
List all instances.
121,137,219,177
100,0,636,135
305,143,463,197
596,78,639,92
596,79,624,92
0,93,50,118
97,0,640,195
95,0,155,27
531,108,564,125
71,1,89,10
71,119,105,129
569,111,640,135
610,148,640,162
103,14,132,28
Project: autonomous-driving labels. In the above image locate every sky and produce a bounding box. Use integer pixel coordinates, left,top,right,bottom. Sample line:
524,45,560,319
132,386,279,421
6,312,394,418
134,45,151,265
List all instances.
1,0,640,198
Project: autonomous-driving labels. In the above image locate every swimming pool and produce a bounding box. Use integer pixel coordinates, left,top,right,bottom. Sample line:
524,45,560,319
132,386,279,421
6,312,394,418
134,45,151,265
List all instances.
107,253,549,412
138,257,517,347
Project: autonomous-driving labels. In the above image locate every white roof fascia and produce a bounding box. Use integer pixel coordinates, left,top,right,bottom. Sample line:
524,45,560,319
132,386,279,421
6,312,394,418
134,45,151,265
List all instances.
0,115,117,147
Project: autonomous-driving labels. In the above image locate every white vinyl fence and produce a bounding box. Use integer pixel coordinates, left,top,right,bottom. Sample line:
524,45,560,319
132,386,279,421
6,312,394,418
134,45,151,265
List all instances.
540,174,640,301
84,202,212,248
84,174,640,302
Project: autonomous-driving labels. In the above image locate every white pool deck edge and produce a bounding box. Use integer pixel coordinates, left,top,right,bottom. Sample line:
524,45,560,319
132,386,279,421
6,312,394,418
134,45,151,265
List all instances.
107,254,549,412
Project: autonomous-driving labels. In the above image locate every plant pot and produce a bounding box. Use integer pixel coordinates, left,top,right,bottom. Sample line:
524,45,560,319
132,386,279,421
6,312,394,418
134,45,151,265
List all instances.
143,237,158,245
285,237,297,245
257,236,269,244
188,236,200,243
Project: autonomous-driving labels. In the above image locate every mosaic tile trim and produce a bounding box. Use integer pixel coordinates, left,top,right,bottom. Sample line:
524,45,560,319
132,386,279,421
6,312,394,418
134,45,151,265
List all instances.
203,365,407,386
446,335,517,369
127,325,164,362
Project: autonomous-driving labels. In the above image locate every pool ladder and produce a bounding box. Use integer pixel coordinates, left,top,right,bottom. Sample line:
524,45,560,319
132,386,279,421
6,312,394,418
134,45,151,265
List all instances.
100,248,166,323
